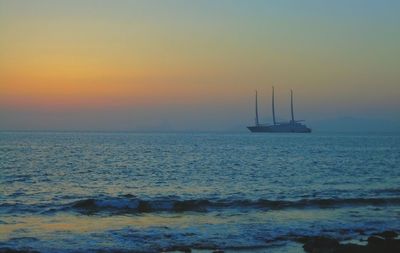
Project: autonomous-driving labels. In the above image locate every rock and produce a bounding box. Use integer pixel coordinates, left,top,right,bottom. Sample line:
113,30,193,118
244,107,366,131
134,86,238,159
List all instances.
334,243,368,253
367,235,385,246
297,233,400,253
303,236,340,253
212,250,224,253
380,238,400,253
334,239,400,253
367,237,400,253
374,230,398,239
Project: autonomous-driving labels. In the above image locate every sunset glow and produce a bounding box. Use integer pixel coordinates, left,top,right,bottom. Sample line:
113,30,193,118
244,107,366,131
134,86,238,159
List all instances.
1,0,399,130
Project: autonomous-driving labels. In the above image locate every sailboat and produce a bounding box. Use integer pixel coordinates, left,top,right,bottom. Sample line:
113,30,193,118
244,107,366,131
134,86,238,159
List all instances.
247,87,311,133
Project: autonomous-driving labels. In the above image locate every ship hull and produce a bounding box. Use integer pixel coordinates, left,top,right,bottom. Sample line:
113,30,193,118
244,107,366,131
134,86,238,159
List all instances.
247,125,311,133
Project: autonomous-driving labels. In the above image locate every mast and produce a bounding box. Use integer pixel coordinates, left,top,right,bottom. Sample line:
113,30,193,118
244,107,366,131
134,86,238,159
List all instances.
290,89,295,123
255,90,259,126
272,86,276,125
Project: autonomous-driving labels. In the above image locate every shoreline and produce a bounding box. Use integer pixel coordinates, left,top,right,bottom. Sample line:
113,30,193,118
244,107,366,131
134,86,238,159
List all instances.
1,230,398,253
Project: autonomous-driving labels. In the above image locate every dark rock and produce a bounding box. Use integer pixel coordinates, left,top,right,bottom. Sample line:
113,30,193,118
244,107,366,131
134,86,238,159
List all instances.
297,233,400,253
212,250,224,253
367,237,400,253
374,230,398,239
367,235,385,246
334,243,368,253
382,238,400,253
303,236,340,253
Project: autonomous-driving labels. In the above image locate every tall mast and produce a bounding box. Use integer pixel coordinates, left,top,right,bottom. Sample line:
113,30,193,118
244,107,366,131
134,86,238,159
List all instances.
290,89,295,123
255,90,259,126
272,86,276,125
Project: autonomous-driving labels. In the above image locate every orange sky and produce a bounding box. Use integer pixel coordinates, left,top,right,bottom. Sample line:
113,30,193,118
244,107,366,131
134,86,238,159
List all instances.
1,0,399,131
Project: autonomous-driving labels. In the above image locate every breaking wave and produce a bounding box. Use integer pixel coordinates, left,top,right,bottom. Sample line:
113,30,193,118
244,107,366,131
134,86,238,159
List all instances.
67,195,400,214
3,196,400,215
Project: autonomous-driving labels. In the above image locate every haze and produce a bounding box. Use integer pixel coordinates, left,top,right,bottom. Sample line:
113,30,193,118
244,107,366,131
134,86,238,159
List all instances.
1,0,399,131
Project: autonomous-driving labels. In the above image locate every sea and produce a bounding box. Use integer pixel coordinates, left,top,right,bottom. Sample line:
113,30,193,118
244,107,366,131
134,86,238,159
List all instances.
1,132,399,253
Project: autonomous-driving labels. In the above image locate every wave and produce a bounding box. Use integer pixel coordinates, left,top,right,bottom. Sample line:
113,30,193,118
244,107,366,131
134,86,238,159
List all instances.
68,196,400,214
2,196,399,215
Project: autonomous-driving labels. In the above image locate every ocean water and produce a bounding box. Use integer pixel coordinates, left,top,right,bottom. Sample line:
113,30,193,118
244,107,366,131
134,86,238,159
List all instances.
1,132,399,252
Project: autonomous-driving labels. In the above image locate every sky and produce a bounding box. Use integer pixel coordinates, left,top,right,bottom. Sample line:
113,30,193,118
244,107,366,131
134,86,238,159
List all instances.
1,0,399,131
